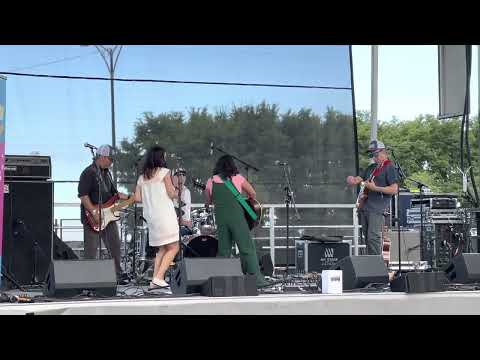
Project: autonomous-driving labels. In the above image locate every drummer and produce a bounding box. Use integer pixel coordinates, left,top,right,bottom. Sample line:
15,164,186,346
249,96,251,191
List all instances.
172,168,193,235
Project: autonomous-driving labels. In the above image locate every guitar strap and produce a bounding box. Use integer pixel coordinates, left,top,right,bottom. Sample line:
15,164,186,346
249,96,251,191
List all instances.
219,176,257,221
370,159,392,178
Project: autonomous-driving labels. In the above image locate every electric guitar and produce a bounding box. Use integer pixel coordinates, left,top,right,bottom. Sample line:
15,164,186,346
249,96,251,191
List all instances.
85,194,135,232
356,160,392,209
356,174,375,209
193,178,262,230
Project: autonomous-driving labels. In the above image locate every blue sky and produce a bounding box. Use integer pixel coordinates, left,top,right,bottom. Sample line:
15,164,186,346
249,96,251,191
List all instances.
1,45,478,225
352,45,479,120
0,46,352,182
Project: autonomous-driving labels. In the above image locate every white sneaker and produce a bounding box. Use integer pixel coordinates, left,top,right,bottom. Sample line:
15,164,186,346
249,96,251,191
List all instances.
148,278,169,290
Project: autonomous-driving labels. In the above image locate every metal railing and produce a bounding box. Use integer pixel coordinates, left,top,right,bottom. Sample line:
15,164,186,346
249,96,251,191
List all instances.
260,204,362,267
53,202,363,266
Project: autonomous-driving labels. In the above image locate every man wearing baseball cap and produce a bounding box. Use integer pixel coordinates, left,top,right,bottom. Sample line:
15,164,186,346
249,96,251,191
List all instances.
172,168,193,231
78,144,130,285
346,140,399,256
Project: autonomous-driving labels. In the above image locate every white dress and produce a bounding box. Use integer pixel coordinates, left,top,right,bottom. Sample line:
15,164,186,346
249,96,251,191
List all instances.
137,168,179,246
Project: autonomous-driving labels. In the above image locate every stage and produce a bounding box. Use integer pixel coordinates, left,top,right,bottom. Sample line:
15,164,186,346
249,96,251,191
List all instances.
1,286,480,315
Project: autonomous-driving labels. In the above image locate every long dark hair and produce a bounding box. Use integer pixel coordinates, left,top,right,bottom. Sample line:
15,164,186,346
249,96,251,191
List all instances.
213,155,239,179
142,145,167,180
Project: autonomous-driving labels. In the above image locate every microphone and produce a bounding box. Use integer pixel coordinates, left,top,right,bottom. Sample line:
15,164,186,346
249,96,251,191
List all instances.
274,160,288,166
210,142,214,156
84,143,97,150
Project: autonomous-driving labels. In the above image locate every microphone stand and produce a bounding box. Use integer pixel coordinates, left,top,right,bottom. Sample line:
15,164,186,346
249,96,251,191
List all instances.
212,145,259,182
175,158,184,262
390,150,432,291
211,146,260,258
391,152,429,269
87,147,103,261
389,149,406,276
282,164,299,278
131,157,142,281
171,155,199,259
408,178,429,268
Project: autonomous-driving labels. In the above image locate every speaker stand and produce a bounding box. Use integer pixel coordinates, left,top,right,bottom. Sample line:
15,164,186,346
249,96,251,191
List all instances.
1,264,26,292
29,235,48,287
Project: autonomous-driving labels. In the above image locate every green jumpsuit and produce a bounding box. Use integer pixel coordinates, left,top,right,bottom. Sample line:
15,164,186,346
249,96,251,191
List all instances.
212,182,267,287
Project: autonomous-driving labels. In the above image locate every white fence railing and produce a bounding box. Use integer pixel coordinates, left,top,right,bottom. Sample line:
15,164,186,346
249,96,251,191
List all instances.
54,202,363,266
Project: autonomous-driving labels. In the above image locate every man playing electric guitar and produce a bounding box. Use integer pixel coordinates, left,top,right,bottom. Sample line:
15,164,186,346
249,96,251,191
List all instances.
346,140,399,256
78,145,130,285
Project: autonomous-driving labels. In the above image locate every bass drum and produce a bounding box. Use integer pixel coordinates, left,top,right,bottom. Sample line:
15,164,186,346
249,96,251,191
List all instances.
183,235,218,258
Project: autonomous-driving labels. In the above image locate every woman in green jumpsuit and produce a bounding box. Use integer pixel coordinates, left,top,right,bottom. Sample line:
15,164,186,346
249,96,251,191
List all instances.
205,155,268,287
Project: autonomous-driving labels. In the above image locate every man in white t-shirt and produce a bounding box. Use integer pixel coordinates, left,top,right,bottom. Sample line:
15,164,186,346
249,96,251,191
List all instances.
172,168,192,230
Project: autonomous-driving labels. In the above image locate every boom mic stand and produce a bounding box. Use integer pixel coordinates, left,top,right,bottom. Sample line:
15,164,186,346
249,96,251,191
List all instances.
408,178,429,267
211,144,259,182
170,155,200,259
130,156,142,281
87,146,103,261
389,149,406,276
210,145,260,257
281,163,300,278
173,155,185,261
390,149,431,291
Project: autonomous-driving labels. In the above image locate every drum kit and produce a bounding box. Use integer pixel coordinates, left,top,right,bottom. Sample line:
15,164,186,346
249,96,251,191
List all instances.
119,198,219,280
182,206,218,258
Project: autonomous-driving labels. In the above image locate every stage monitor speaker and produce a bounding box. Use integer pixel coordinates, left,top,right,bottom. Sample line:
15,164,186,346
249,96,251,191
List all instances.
390,271,447,293
201,275,258,297
331,255,388,290
43,259,117,298
438,45,470,119
171,257,244,295
2,180,53,288
445,253,480,284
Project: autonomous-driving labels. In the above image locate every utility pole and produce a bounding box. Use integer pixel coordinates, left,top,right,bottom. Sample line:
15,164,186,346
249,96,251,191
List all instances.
84,45,123,187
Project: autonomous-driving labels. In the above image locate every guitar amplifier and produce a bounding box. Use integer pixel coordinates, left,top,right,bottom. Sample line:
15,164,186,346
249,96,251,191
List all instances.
295,240,350,273
5,155,51,180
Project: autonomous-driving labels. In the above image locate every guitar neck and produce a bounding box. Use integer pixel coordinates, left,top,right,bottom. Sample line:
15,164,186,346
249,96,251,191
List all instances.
111,196,135,212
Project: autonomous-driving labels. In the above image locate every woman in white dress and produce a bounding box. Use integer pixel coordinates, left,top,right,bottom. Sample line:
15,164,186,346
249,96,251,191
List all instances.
134,145,179,290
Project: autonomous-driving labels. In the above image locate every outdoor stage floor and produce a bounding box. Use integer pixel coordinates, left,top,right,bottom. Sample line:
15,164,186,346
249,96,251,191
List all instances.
1,285,480,315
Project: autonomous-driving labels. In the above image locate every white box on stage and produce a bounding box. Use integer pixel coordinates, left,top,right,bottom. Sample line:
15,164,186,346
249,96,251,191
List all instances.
321,270,343,294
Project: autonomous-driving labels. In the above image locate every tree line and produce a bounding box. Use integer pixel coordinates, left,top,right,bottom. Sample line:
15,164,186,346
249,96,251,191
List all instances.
115,103,479,207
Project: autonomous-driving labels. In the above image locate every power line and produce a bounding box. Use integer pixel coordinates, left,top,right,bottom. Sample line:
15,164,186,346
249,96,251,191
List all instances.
7,51,99,72
0,71,352,90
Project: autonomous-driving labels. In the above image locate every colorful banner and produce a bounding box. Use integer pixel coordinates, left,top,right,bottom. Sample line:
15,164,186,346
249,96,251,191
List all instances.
0,76,6,287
